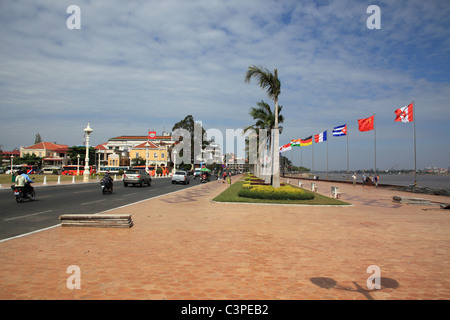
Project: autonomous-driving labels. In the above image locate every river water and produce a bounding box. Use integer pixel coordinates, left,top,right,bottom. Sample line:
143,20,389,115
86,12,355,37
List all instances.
315,173,450,190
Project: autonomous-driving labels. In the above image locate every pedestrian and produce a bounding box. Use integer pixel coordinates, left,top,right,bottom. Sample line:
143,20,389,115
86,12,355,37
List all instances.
222,171,226,183
375,174,379,188
362,172,366,187
352,173,357,186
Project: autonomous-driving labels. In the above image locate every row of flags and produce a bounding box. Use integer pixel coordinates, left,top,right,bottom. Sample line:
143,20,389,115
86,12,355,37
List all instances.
279,102,414,153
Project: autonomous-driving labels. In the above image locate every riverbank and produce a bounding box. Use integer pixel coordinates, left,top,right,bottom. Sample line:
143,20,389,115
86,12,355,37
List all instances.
284,173,450,197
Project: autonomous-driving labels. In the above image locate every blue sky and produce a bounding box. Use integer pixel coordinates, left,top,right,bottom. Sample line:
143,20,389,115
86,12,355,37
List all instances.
0,0,449,171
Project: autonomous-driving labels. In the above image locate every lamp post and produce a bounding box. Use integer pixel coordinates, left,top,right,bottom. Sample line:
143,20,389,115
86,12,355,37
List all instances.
145,141,150,173
172,149,177,173
83,123,93,182
77,154,80,176
155,150,158,177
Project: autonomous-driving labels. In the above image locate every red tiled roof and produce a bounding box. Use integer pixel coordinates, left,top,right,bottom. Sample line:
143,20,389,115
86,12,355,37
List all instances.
2,150,20,156
24,142,68,151
131,141,159,149
95,143,108,150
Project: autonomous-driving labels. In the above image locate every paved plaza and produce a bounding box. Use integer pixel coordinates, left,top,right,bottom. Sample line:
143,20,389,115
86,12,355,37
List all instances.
0,176,449,300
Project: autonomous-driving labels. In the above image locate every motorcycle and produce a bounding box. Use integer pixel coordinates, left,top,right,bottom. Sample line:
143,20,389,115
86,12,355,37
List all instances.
200,172,210,183
11,182,36,203
101,178,113,195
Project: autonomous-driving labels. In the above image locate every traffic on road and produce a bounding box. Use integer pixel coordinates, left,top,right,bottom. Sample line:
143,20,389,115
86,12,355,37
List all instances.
0,174,220,241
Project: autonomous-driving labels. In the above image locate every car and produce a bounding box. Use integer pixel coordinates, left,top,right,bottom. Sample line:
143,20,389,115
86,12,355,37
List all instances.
123,169,152,187
193,168,202,179
171,170,190,184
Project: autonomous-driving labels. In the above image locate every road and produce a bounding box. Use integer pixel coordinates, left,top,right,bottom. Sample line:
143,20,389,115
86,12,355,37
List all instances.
0,177,204,241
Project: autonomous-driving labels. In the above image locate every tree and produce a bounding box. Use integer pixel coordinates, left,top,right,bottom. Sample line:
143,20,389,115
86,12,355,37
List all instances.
17,154,43,166
245,65,282,188
244,100,284,180
172,115,209,166
35,133,42,144
67,146,96,166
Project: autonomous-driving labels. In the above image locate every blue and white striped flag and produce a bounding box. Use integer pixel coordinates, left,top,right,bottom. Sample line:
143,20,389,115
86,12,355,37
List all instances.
333,124,347,136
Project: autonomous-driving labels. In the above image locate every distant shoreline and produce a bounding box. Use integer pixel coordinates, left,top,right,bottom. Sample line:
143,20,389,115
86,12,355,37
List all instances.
284,173,450,197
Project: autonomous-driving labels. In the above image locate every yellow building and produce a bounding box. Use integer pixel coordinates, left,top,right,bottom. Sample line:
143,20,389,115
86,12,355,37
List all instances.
129,141,168,166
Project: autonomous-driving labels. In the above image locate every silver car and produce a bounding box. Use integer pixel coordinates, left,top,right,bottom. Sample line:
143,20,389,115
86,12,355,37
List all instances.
171,170,190,184
123,169,152,187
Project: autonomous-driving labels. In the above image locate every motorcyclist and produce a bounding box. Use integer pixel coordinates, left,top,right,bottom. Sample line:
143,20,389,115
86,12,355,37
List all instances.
14,171,27,187
19,170,34,195
103,170,114,192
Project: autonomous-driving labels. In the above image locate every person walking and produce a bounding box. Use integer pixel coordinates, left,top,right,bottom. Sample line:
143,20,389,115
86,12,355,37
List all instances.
352,173,357,186
362,172,366,187
375,174,380,188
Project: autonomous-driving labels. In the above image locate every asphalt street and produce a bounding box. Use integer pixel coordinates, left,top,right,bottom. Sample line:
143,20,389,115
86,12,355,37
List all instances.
0,176,205,241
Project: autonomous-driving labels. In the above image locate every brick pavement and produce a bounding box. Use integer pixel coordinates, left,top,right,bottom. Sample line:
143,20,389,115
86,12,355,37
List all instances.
0,175,449,300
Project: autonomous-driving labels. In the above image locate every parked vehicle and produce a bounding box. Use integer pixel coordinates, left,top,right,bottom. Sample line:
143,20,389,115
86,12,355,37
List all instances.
100,178,113,194
61,165,95,175
11,182,35,203
123,169,152,187
171,171,190,184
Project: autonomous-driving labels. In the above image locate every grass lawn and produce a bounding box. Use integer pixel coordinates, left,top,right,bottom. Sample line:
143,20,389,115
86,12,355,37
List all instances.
212,180,350,205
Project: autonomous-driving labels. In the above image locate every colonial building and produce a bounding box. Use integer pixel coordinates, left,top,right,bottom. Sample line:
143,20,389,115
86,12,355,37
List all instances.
129,141,168,166
20,142,69,167
101,132,174,168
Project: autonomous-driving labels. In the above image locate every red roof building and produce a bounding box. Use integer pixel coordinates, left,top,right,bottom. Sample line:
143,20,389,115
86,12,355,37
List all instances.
20,142,69,166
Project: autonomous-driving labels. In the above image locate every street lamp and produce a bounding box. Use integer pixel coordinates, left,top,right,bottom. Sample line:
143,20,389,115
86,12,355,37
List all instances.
155,149,158,177
172,149,177,173
83,123,93,182
77,154,80,176
145,141,150,173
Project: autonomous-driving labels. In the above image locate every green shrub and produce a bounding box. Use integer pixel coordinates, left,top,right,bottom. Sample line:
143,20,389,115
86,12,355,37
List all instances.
238,185,314,201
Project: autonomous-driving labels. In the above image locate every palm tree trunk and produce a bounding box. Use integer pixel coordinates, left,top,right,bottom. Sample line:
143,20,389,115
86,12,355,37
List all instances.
272,97,280,188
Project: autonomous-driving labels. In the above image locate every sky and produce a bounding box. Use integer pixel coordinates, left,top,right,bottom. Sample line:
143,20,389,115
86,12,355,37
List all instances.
0,0,449,171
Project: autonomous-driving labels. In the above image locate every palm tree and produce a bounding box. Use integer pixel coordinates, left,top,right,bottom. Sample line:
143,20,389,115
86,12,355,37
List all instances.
244,100,284,180
245,65,282,188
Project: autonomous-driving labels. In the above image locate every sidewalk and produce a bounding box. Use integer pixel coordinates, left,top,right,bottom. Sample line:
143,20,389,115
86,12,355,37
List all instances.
0,175,449,300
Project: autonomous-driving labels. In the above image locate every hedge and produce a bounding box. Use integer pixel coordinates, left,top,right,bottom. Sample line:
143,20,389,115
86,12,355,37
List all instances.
238,185,314,201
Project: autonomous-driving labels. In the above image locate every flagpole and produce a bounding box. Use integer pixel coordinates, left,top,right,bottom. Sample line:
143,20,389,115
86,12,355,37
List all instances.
374,113,377,176
312,138,314,174
326,131,329,179
346,128,349,174
300,146,302,168
413,100,417,187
